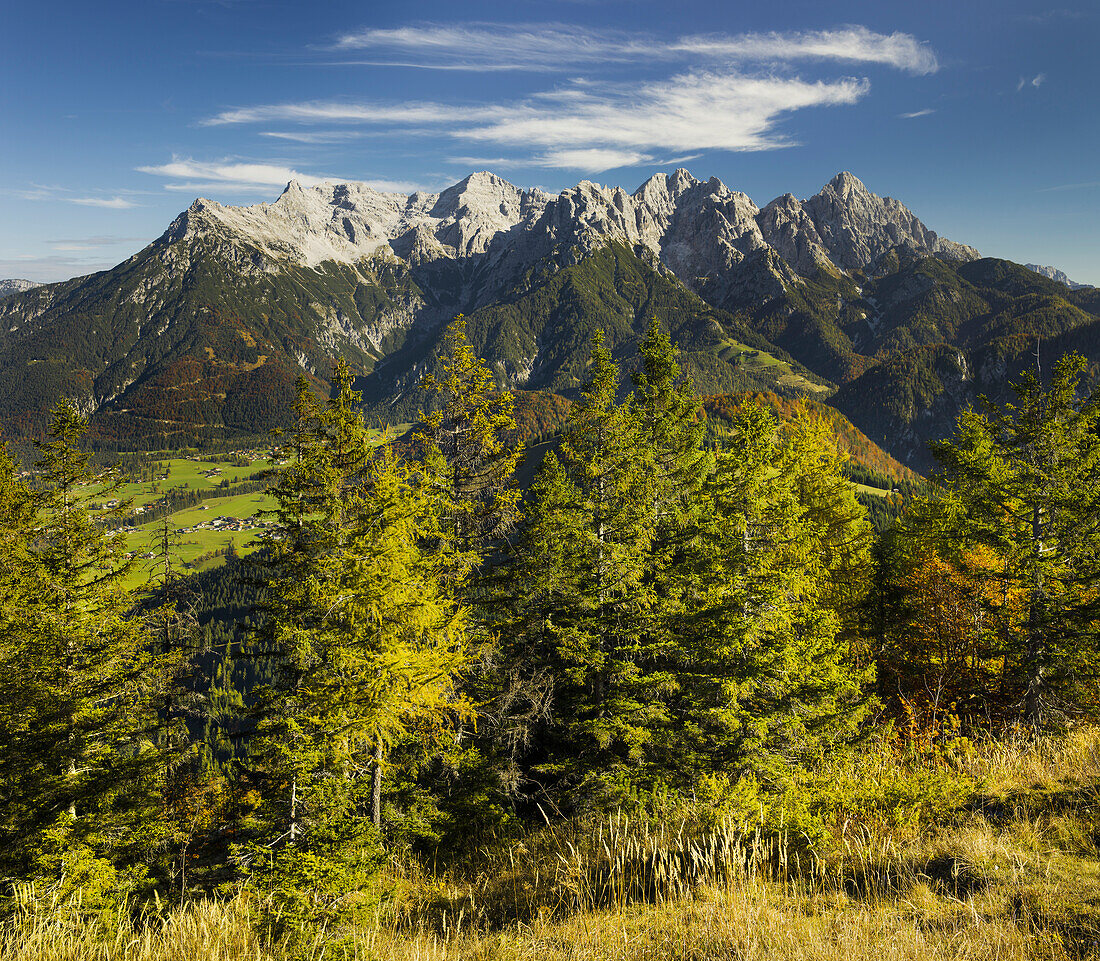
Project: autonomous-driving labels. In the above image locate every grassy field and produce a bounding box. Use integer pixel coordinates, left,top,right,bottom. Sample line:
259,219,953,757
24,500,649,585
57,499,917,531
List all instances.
90,456,272,509
5,729,1100,960
853,481,892,497
717,338,832,396
124,490,277,584
94,439,400,587
84,454,278,587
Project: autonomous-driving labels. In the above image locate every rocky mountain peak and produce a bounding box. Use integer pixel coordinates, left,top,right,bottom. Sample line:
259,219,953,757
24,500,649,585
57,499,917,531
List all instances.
431,170,527,215
669,167,700,196
756,193,830,275
803,172,978,271
1025,263,1093,290
825,170,869,198
0,279,39,299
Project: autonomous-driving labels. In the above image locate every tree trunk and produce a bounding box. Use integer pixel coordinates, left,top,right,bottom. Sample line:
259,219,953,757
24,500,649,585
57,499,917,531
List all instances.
1025,504,1046,727
289,774,298,843
372,736,383,830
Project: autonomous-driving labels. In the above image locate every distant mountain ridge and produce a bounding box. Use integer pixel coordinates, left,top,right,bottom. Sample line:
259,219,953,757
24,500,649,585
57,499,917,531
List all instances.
0,169,1095,472
0,279,39,299
1025,264,1093,290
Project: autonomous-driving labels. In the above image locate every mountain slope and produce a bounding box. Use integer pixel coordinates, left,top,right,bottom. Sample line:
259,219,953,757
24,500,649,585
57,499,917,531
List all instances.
829,258,1100,469
0,167,1093,471
360,241,831,420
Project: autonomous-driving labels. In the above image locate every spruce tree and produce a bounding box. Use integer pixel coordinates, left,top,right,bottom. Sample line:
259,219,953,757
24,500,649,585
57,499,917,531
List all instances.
631,316,712,535
0,403,168,893
500,333,663,808
419,316,523,576
671,402,871,784
915,352,1100,726
246,362,468,927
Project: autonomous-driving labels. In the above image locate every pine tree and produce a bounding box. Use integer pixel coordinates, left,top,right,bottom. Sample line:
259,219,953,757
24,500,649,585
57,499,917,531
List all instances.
499,333,663,808
0,403,169,893
246,362,468,928
915,352,1100,726
671,402,872,784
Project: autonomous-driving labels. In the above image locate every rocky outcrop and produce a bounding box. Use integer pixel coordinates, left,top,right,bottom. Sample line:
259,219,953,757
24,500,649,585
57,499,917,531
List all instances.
1025,263,1093,290
0,279,40,299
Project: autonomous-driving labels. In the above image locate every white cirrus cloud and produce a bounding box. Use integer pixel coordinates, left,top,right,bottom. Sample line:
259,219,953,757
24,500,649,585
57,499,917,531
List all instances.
333,23,655,70
204,101,488,127
1017,73,1046,91
12,183,69,201
136,158,334,188
137,158,421,194
671,27,937,74
458,72,870,155
0,254,122,283
50,235,147,251
532,148,657,170
193,21,931,176
201,71,869,172
899,108,935,118
70,196,141,209
259,130,367,143
332,23,938,75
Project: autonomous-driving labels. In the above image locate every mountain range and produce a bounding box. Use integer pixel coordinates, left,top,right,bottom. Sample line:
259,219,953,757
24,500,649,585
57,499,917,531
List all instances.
1,169,1097,471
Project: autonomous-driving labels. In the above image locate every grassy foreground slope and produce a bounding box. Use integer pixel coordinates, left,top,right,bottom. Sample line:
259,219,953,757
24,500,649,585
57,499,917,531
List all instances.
5,728,1100,960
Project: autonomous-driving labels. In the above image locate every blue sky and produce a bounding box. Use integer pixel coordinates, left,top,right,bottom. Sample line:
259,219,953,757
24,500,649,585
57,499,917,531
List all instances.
3,0,1098,284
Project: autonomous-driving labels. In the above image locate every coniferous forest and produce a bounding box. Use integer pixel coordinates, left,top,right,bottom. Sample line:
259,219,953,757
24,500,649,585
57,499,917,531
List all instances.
2,319,1100,960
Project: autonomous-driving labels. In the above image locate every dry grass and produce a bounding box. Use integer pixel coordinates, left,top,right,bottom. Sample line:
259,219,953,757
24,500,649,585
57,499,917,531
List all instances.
0,887,264,961
6,730,1100,960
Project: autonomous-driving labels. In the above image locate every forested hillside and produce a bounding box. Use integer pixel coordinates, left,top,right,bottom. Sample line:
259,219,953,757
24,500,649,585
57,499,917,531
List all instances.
2,321,1099,958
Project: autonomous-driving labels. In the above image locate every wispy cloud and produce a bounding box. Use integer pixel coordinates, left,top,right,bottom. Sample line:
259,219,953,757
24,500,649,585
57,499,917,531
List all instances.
136,158,344,194
188,21,934,176
672,28,937,74
445,156,518,168
201,71,869,173
1037,180,1100,192
533,148,655,170
259,130,366,144
49,235,147,252
467,73,869,157
899,108,935,118
6,184,144,207
1015,8,1087,23
0,254,122,283
10,183,70,201
332,23,938,75
137,158,335,188
204,102,481,126
70,196,141,209
137,157,420,194
1017,73,1046,90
